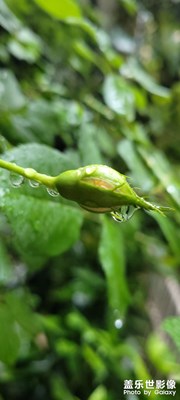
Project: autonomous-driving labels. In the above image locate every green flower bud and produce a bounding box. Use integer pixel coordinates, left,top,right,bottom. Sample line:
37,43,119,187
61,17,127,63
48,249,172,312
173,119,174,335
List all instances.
54,164,170,216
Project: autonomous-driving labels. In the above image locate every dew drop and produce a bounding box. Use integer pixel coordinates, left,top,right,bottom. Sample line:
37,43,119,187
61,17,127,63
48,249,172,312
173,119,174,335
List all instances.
10,172,24,188
111,205,139,223
46,187,59,197
114,318,123,329
113,309,124,329
85,166,96,175
29,179,40,188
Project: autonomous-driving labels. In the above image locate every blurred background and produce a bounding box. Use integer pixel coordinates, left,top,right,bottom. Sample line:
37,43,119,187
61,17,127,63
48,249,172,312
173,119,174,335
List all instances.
0,0,180,399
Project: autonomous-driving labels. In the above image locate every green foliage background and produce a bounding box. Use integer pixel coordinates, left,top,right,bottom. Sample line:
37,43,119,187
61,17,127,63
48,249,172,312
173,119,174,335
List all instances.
0,0,180,399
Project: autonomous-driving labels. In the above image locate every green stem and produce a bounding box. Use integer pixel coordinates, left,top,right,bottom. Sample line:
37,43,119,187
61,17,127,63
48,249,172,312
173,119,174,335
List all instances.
0,158,56,188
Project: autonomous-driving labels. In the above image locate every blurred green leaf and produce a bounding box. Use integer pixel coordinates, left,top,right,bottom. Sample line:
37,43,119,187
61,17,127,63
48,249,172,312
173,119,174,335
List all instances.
120,0,138,15
88,385,108,400
0,0,21,32
73,40,95,64
146,333,180,375
152,214,180,262
15,99,64,145
8,27,42,63
99,216,130,316
162,317,180,352
0,290,40,365
51,375,80,400
102,74,135,121
5,290,40,335
138,146,180,207
0,239,13,284
55,339,78,357
78,123,103,165
118,139,156,191
121,59,170,98
82,344,107,381
0,302,20,364
0,69,26,111
34,0,82,20
84,95,114,120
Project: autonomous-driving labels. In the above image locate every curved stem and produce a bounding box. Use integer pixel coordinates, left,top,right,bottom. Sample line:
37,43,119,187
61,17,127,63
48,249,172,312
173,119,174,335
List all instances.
0,159,56,188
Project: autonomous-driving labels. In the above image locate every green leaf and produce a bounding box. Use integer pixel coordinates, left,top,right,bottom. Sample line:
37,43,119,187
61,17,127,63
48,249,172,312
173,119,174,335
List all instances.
8,27,42,63
0,302,20,365
99,216,130,316
121,59,170,98
0,0,21,33
162,317,180,352
34,0,82,20
0,290,41,365
146,333,180,375
5,290,40,336
0,239,13,284
0,144,83,268
152,214,180,262
88,386,108,400
84,95,114,120
3,194,83,268
0,69,26,111
138,146,180,208
55,338,78,357
120,0,138,16
51,375,78,400
82,344,107,380
78,123,103,165
16,99,64,145
102,74,135,121
118,139,156,191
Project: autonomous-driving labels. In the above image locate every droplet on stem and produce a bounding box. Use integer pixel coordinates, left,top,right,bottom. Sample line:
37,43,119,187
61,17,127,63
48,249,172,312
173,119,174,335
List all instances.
29,179,40,188
10,172,24,188
46,187,59,197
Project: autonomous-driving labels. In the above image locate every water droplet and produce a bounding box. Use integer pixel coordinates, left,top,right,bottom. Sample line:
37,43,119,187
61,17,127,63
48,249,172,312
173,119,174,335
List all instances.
29,179,40,188
46,187,59,197
10,172,24,188
167,184,179,196
72,291,90,307
113,309,124,329
114,318,123,329
111,205,139,223
85,166,96,175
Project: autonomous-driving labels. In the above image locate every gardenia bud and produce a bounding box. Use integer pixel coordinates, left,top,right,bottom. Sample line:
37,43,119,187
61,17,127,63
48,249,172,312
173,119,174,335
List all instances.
54,164,170,215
